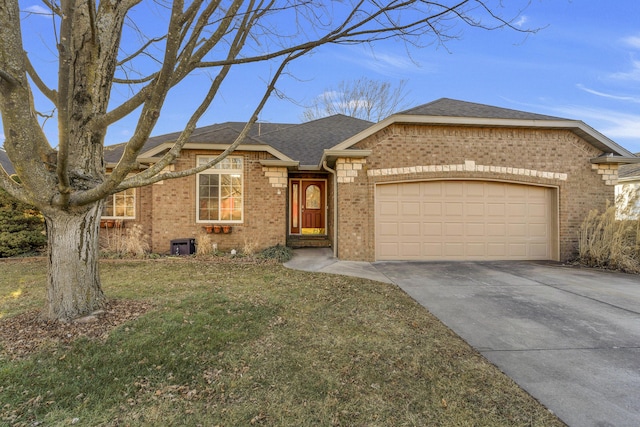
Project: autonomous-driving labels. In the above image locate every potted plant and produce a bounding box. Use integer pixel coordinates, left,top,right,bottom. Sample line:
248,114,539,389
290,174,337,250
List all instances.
213,225,222,234
222,225,232,234
204,225,214,234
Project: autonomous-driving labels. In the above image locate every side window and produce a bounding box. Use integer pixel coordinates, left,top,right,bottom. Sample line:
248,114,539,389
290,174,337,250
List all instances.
103,188,135,219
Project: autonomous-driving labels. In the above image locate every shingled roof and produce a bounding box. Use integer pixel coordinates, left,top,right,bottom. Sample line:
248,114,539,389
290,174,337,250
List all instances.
258,114,373,166
398,98,565,121
619,154,640,180
105,121,296,164
0,149,15,175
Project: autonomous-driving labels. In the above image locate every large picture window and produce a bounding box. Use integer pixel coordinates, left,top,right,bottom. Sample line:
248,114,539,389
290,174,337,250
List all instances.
197,156,243,222
102,188,135,219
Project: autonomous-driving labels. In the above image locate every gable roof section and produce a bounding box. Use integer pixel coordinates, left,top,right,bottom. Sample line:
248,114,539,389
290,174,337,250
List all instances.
105,121,296,164
0,149,15,175
330,98,637,160
258,114,373,166
107,116,372,168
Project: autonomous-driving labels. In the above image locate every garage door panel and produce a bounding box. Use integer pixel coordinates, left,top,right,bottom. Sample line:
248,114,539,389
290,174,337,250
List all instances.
401,202,420,216
423,243,443,257
445,202,464,216
378,242,399,258
528,203,547,217
508,223,527,236
423,222,442,236
444,242,465,256
376,181,556,261
400,242,421,257
378,222,398,236
487,223,506,237
444,222,464,236
529,223,548,237
487,203,505,216
466,203,485,216
508,243,527,257
400,222,420,236
507,203,526,216
487,243,507,257
467,243,487,256
400,182,421,197
423,202,442,215
530,243,549,258
466,223,485,236
445,182,464,196
379,200,399,216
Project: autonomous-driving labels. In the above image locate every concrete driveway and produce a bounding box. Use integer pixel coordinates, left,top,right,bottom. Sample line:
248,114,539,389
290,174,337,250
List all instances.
374,261,640,427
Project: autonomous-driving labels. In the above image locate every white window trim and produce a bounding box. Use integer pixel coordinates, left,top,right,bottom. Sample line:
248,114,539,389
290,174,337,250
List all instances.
196,155,244,223
102,188,136,220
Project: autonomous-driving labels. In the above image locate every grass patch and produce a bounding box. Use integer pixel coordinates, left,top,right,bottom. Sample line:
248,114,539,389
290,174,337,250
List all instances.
0,258,563,426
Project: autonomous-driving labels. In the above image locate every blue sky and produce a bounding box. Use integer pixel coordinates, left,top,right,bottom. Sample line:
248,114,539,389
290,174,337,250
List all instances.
4,0,640,154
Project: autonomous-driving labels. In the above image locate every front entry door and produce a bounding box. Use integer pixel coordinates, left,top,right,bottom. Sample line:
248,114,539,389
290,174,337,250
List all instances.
290,179,326,235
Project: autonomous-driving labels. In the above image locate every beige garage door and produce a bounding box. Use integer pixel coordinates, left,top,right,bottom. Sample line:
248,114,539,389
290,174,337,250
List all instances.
375,181,557,261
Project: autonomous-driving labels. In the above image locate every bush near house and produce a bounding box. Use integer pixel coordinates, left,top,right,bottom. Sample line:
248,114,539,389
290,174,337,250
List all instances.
0,177,47,257
578,202,640,273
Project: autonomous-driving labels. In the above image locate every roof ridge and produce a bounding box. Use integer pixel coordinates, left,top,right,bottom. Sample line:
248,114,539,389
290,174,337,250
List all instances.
397,98,566,121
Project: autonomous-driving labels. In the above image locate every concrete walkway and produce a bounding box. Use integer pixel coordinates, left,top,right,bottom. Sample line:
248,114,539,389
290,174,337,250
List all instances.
284,249,640,427
283,247,393,284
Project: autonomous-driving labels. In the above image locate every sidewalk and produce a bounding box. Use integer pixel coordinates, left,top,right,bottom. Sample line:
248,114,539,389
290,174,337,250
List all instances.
283,248,393,284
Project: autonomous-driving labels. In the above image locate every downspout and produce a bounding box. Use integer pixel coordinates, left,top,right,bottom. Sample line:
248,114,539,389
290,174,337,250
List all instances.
322,161,338,258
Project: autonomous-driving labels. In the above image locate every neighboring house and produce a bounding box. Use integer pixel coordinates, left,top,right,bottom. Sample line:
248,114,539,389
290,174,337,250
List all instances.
4,98,640,261
0,148,15,175
616,156,640,219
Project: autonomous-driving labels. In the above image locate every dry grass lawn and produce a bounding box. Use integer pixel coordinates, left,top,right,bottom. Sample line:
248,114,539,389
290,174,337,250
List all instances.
0,257,564,426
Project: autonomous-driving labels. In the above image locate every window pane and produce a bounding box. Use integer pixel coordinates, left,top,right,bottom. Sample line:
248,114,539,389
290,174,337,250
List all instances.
199,174,220,221
102,188,135,218
306,185,321,209
197,156,243,222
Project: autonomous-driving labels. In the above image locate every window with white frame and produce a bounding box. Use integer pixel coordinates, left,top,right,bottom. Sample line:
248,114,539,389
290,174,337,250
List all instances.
102,188,136,219
197,156,243,222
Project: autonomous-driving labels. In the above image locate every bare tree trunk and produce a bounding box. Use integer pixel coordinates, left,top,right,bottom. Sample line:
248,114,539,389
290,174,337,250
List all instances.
42,202,105,321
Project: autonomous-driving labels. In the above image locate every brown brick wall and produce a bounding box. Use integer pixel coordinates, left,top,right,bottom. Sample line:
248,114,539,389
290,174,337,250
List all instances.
336,124,616,262
125,150,287,254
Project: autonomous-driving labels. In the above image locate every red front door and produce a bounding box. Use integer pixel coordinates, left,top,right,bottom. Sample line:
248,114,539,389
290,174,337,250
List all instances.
290,180,326,235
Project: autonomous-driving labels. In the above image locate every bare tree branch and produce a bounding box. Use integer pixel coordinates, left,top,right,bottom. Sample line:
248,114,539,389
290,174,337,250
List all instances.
24,54,58,104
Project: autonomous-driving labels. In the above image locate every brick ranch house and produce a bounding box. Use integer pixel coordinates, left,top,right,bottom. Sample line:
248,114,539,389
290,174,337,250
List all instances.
2,98,637,261
76,98,640,260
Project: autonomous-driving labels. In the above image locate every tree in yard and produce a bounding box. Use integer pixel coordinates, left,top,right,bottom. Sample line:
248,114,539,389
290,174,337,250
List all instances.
0,0,535,321
302,78,411,122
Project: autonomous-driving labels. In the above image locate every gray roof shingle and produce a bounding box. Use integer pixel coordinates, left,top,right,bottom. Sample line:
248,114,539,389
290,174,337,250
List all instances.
105,116,372,166
398,98,565,121
258,114,373,165
619,154,640,179
104,121,295,163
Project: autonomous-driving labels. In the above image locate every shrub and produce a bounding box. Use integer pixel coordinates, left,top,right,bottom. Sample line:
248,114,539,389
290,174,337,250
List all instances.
100,223,150,257
0,182,47,257
257,244,293,262
195,232,216,256
578,202,640,273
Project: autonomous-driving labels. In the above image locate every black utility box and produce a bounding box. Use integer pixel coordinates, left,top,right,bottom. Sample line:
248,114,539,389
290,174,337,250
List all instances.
170,238,196,255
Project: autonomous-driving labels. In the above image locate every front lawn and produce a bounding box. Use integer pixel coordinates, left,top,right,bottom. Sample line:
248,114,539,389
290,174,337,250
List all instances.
0,257,564,426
